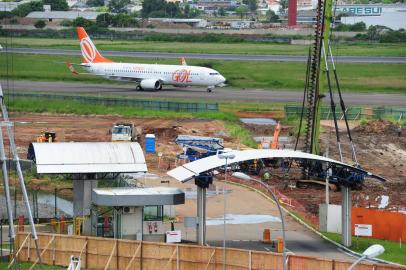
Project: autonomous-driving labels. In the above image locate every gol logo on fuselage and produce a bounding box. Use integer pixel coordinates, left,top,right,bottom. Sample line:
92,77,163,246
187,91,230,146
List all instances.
172,69,192,83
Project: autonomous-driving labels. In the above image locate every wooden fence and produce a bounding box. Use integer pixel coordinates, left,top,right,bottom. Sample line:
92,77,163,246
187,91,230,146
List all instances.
15,233,405,270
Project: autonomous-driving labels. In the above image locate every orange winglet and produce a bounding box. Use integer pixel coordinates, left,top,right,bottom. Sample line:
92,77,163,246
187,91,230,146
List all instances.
65,61,78,75
76,27,113,64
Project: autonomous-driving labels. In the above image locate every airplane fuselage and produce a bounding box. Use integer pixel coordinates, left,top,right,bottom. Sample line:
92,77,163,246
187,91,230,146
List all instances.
83,62,226,88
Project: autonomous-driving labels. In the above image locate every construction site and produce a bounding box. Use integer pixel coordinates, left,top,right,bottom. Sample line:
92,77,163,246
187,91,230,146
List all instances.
0,0,406,268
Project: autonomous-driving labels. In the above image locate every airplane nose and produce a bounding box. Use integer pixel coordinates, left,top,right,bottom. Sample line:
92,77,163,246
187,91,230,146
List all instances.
219,75,226,83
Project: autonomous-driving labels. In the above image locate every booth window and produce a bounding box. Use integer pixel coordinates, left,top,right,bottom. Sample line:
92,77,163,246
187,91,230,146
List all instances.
144,205,163,221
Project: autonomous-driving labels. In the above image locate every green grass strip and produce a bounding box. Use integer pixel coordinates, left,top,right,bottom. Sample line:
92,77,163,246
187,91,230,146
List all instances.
1,37,406,57
322,232,406,265
1,54,405,93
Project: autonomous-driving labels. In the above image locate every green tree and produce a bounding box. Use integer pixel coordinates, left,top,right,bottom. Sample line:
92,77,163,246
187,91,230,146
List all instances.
34,19,46,28
165,2,181,18
235,5,248,19
71,16,93,27
12,1,43,17
243,0,257,12
142,0,166,17
108,0,131,13
86,0,104,7
278,0,287,13
218,7,226,16
111,13,138,27
43,0,69,11
184,4,190,18
96,13,113,27
266,10,279,22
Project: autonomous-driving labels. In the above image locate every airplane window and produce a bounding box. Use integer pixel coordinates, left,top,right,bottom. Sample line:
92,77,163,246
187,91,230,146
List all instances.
209,73,219,75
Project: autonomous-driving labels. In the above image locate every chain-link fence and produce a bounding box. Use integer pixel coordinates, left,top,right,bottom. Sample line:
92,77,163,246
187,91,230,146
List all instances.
6,92,219,112
285,105,406,120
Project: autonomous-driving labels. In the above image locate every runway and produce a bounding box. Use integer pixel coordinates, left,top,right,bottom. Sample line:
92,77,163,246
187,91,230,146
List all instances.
4,48,406,63
4,80,406,106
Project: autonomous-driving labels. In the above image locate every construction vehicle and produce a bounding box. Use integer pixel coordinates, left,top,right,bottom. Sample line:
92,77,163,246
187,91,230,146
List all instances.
27,131,56,161
36,131,57,143
175,135,224,161
258,122,282,149
111,123,141,142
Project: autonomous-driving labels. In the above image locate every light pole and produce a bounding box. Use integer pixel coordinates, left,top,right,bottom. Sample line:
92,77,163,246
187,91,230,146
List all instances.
347,244,384,270
232,172,287,270
217,151,236,270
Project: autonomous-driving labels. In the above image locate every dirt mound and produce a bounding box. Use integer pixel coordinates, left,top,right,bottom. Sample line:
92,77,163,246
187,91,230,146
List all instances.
354,119,399,135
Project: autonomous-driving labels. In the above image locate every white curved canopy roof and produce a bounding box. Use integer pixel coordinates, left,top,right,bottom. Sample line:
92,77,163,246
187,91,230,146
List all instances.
167,149,382,182
33,142,147,174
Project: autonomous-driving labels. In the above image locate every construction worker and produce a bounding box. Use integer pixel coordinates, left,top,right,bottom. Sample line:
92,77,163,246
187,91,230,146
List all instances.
397,125,402,137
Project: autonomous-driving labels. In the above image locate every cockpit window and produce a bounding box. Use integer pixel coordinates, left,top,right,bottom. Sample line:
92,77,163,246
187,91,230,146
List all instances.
209,73,219,75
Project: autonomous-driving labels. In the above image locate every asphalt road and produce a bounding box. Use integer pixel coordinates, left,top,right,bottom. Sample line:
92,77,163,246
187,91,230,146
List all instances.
4,48,406,63
4,80,406,106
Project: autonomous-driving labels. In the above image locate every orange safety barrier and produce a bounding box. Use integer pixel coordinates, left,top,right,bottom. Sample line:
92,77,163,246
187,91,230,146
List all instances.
263,228,271,242
277,236,284,253
352,207,406,243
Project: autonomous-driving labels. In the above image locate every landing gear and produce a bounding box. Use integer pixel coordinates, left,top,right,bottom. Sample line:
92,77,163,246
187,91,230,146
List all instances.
136,85,143,91
207,86,214,93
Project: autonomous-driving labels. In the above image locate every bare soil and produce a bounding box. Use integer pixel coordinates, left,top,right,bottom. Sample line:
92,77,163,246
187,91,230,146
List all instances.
6,113,406,217
282,119,406,216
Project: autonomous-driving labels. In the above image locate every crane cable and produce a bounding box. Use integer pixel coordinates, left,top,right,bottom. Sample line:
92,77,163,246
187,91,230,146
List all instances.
326,0,359,165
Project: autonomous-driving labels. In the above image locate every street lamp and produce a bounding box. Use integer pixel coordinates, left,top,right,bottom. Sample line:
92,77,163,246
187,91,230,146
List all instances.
347,244,385,270
232,171,287,270
217,150,236,270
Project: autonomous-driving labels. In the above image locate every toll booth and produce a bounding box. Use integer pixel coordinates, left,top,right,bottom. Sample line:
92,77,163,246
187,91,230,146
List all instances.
29,142,148,235
91,187,185,241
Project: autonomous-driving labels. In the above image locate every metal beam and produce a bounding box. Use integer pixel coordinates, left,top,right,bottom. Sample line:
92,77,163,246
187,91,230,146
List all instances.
341,186,352,247
196,186,206,245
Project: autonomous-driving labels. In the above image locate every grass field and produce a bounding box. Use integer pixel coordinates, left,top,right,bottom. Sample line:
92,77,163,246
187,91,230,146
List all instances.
323,232,406,265
1,262,69,270
1,37,406,57
1,54,405,93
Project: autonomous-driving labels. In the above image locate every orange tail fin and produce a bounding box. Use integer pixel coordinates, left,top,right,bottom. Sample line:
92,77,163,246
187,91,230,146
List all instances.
76,27,112,64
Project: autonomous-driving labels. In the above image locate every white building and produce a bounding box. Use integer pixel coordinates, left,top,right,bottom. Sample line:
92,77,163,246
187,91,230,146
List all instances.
337,4,406,30
26,11,102,21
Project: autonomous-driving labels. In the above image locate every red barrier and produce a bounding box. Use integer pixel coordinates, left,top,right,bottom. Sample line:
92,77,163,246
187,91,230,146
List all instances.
352,207,406,243
18,215,24,232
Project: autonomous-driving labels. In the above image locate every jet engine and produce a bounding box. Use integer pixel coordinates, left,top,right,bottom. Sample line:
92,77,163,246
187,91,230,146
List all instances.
140,79,162,90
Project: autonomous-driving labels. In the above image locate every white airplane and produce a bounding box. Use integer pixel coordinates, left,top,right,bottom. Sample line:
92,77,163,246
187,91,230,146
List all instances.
70,27,226,92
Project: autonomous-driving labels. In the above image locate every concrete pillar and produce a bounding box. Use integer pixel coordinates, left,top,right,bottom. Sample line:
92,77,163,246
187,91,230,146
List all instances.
196,186,206,245
73,178,97,235
341,186,352,247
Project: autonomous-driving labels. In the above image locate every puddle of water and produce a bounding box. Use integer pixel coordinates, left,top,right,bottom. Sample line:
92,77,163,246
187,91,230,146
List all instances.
184,186,231,200
254,136,292,143
0,188,73,218
36,193,73,216
123,172,160,180
207,214,281,226
240,118,277,125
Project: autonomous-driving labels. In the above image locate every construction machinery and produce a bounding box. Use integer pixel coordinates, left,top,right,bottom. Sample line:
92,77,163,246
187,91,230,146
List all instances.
175,135,224,161
111,123,141,142
36,131,57,143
